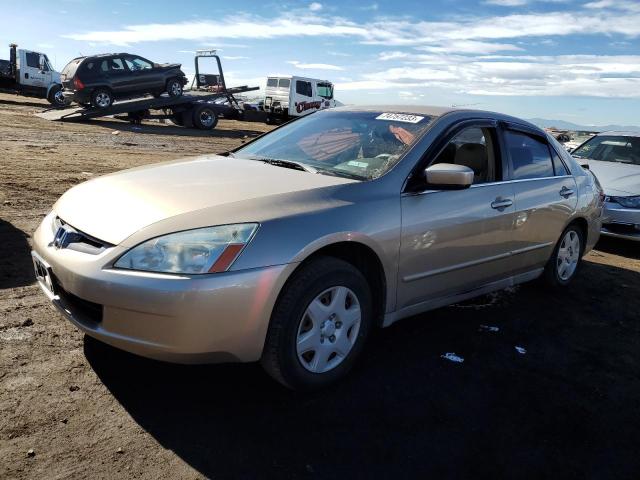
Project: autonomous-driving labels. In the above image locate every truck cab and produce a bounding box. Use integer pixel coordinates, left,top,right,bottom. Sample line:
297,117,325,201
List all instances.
264,76,336,120
0,44,64,106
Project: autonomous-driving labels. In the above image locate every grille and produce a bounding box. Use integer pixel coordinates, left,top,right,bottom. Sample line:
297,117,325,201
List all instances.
53,217,113,254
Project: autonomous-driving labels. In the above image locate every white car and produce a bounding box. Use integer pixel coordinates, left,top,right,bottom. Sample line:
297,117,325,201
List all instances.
571,131,640,241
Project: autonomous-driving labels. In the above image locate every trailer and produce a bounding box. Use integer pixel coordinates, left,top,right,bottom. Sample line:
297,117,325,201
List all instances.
36,49,263,130
0,44,64,107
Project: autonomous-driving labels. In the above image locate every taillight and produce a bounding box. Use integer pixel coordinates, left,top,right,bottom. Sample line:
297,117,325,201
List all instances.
73,77,85,90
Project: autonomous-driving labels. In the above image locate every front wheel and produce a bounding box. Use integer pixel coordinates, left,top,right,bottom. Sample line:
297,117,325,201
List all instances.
542,224,584,287
261,257,372,390
166,78,183,97
47,85,65,107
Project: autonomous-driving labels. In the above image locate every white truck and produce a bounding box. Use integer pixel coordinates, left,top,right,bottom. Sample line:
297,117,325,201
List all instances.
0,44,64,107
263,75,336,122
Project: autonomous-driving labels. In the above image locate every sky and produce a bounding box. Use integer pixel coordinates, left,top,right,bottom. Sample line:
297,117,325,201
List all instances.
3,0,640,126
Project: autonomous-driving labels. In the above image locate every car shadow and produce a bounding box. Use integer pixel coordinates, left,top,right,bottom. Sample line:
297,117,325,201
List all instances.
87,118,269,139
595,236,640,260
84,259,640,478
0,220,34,289
0,97,49,109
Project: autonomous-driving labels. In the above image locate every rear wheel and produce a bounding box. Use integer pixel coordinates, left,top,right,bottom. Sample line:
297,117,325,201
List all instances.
90,88,113,109
542,224,584,287
166,78,183,97
261,257,372,390
192,106,218,130
47,85,65,107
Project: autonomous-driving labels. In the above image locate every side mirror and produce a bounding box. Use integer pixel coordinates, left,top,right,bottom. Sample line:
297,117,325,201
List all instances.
424,163,474,189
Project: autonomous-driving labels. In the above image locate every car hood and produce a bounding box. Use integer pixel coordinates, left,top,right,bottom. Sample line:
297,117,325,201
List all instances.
155,62,182,70
54,155,356,245
583,159,640,196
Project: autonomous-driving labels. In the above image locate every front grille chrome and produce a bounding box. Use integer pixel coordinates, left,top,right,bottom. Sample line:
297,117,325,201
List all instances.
52,216,113,254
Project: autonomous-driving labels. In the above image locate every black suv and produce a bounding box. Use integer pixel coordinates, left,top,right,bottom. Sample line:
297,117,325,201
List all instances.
61,53,188,108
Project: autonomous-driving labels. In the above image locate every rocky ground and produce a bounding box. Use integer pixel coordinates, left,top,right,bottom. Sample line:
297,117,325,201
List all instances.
1,93,639,479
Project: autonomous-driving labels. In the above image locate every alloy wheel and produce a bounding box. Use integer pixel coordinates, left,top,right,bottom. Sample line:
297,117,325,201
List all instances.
296,286,361,374
556,230,580,281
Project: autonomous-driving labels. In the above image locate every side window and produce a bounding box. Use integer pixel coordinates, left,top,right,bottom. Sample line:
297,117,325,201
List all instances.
551,148,569,176
317,83,333,99
296,80,312,97
25,52,40,68
109,58,126,72
505,130,554,180
431,126,499,184
125,56,152,71
278,78,290,88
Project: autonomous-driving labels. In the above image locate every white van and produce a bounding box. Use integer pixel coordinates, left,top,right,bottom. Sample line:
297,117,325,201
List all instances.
263,76,336,120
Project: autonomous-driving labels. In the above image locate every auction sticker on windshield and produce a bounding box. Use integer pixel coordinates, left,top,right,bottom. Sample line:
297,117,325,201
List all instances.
375,113,424,123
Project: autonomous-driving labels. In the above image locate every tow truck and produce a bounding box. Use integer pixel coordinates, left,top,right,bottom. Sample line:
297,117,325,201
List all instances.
0,44,64,107
37,50,260,130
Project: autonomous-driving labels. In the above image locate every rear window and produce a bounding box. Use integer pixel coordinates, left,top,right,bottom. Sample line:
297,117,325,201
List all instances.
278,78,290,88
61,58,84,78
267,78,278,87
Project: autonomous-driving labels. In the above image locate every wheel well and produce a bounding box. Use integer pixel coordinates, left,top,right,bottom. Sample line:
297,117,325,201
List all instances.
568,217,588,244
297,242,387,328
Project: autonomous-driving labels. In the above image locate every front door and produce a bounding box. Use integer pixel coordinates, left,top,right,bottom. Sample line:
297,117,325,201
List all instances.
398,125,516,310
20,51,47,88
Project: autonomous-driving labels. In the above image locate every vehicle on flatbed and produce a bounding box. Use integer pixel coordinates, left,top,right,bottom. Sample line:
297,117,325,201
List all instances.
61,53,188,109
264,75,336,122
0,44,64,107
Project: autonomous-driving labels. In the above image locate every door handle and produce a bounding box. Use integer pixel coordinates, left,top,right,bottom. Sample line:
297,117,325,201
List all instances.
491,197,513,210
560,186,575,198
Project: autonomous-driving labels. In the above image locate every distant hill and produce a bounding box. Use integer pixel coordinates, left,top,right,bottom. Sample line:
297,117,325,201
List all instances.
527,118,640,133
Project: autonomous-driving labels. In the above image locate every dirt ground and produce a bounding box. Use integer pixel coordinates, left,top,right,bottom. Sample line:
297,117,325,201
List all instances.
1,92,639,479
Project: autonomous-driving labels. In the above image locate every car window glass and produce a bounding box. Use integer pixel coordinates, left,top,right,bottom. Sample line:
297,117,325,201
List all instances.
39,55,49,71
267,78,278,87
317,83,333,99
109,58,126,72
278,78,290,88
432,127,498,184
235,110,436,180
25,52,40,68
125,57,153,71
505,130,554,180
572,135,640,165
551,148,569,175
296,80,312,97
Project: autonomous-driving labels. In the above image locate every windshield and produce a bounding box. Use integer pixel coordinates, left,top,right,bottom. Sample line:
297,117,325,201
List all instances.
572,135,640,165
234,110,435,180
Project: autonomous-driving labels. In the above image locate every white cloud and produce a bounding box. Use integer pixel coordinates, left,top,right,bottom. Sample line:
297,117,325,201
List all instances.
418,40,523,54
309,2,323,11
287,60,344,70
222,55,249,60
484,0,528,6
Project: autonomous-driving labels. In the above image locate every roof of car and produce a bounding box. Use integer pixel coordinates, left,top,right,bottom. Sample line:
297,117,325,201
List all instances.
596,131,640,137
332,104,543,131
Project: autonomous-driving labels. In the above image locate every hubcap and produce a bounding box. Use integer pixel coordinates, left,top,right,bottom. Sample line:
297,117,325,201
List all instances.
199,111,213,127
171,82,182,95
96,93,110,108
54,90,65,104
556,230,580,281
296,286,361,374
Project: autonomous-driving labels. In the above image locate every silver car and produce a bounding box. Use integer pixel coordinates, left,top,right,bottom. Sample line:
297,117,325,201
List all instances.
31,106,602,389
571,131,640,241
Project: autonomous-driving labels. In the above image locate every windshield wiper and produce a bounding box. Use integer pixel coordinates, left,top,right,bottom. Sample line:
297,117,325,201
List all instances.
257,157,317,173
313,166,365,181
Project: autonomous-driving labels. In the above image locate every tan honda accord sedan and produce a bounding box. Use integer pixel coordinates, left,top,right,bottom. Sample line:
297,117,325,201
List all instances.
32,106,603,389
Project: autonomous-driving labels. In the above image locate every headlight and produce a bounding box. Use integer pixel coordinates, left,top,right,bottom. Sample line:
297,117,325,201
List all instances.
610,196,640,209
114,223,258,274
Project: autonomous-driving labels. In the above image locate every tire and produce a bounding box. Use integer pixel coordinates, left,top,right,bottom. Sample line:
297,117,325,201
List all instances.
90,88,113,109
47,84,65,107
261,257,373,390
542,224,584,287
166,78,183,97
192,105,218,130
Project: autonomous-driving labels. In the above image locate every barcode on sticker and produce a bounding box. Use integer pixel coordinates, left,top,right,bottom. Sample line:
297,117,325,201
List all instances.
375,113,424,123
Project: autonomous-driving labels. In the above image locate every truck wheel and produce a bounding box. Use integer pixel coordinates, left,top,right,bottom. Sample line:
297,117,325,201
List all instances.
91,88,113,109
166,79,183,97
47,85,65,107
193,106,218,130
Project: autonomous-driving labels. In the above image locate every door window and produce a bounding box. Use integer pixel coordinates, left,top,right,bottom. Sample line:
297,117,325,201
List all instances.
505,130,554,180
101,58,127,73
431,127,499,184
25,52,40,68
125,56,153,71
317,83,333,99
296,80,312,97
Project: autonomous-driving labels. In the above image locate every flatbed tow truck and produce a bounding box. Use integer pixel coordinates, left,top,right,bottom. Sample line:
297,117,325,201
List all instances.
36,50,262,130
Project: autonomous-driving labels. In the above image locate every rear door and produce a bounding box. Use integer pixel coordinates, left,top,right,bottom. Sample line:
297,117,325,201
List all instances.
100,56,130,93
501,124,578,275
398,121,516,310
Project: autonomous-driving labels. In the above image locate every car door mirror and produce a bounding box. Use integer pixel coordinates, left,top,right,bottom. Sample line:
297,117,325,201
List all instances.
424,163,474,189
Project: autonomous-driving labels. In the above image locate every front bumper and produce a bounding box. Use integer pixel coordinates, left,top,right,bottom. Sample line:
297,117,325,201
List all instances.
32,215,295,363
601,201,640,241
